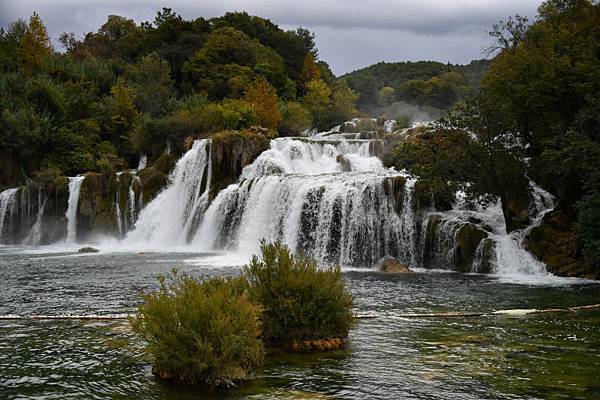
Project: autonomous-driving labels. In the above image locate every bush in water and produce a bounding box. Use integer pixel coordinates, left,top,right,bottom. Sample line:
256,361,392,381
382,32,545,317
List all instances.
130,271,264,387
244,241,355,347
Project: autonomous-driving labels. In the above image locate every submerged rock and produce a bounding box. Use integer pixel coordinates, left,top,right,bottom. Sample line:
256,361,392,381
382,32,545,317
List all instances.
78,247,99,253
376,256,411,273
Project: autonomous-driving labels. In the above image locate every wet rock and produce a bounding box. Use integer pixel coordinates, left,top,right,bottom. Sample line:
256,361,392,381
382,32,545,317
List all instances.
335,155,352,172
453,223,487,272
525,209,599,279
78,247,99,253
209,129,270,201
376,256,412,273
472,238,496,274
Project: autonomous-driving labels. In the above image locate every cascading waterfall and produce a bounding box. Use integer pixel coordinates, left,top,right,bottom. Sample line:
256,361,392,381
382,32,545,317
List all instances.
0,188,19,242
191,137,413,267
125,139,210,245
65,176,85,245
491,182,555,277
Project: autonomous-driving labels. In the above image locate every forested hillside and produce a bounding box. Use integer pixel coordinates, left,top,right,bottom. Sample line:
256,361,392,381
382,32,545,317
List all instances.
341,59,489,114
0,9,357,187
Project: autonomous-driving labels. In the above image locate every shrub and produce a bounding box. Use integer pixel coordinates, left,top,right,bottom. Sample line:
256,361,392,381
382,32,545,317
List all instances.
244,241,354,346
130,271,264,387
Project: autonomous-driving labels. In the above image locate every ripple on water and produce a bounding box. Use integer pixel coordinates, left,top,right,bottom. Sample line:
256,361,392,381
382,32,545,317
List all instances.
0,250,599,399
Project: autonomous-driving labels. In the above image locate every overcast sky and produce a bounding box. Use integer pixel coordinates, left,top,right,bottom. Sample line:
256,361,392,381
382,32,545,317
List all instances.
0,0,543,75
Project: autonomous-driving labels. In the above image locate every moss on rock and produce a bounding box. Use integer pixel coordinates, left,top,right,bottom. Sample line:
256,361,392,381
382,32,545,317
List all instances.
209,129,270,201
525,210,599,279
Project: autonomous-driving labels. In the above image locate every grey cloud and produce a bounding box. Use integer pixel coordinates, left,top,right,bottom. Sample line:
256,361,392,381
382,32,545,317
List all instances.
0,0,543,75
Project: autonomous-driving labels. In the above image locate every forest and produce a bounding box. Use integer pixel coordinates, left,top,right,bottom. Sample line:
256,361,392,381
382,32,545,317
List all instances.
0,9,356,181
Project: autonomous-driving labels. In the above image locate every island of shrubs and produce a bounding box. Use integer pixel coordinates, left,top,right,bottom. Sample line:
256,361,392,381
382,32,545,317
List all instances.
130,241,354,387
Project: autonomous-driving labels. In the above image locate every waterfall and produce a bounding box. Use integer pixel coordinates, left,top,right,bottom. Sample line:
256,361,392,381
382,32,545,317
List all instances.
22,195,47,245
115,173,123,238
191,138,412,267
399,177,418,265
491,182,555,277
125,139,210,245
65,176,85,245
0,188,19,242
128,176,141,226
137,155,147,171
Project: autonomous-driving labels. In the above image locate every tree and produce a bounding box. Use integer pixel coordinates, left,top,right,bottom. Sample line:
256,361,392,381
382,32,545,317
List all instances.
127,52,174,116
299,54,321,89
244,76,281,129
16,12,52,73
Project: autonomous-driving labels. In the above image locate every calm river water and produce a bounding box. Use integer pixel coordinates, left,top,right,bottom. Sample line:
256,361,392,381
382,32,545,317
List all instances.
1,246,599,399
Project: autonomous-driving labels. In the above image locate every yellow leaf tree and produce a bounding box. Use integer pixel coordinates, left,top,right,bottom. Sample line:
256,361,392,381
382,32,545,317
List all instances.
244,76,282,129
17,12,52,73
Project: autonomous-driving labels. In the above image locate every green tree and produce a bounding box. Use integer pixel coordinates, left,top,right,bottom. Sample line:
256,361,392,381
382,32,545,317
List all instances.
127,52,174,116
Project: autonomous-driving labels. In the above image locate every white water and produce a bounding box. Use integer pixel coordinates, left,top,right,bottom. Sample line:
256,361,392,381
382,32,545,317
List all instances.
0,188,19,241
65,176,85,245
22,195,47,245
125,139,210,245
115,174,123,238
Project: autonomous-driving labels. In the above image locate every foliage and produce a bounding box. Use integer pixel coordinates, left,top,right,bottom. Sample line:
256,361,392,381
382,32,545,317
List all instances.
126,52,174,117
243,75,282,129
244,241,354,345
130,271,264,386
0,10,346,187
278,101,312,135
16,12,52,73
341,60,489,112
577,193,600,262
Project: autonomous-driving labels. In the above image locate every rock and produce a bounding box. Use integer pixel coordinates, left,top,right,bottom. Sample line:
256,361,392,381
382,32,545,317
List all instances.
78,247,99,253
524,209,599,279
453,223,487,272
376,256,411,273
335,155,352,172
209,130,270,201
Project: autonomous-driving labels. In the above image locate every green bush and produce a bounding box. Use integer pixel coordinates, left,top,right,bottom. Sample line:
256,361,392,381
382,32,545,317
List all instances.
130,271,265,387
244,241,354,346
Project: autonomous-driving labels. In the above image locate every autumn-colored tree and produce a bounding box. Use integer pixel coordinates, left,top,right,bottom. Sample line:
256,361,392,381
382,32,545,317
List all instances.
16,12,52,73
299,54,321,89
243,75,281,129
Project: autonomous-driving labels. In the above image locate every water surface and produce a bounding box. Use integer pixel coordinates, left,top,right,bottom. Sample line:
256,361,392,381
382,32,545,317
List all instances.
1,246,599,399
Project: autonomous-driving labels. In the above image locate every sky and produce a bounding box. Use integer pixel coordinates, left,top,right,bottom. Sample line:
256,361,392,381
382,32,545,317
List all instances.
0,0,544,75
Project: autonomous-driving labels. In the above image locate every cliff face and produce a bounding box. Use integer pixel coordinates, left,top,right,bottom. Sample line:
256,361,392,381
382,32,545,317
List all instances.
208,129,271,201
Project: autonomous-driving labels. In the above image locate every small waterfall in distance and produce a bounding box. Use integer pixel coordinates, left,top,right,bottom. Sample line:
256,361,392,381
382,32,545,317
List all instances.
0,188,19,242
65,176,85,245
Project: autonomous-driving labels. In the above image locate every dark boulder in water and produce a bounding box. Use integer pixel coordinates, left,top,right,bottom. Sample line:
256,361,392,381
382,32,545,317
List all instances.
376,256,411,273
78,247,99,253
